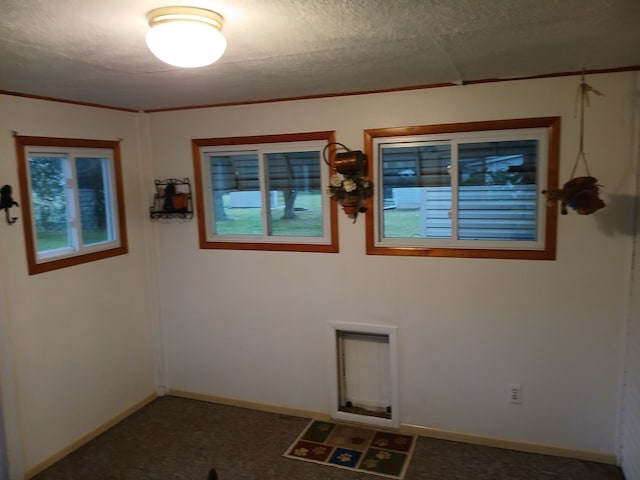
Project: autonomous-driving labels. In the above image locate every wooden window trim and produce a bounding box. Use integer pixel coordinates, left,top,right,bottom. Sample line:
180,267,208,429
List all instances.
192,131,339,253
364,117,560,260
15,136,128,275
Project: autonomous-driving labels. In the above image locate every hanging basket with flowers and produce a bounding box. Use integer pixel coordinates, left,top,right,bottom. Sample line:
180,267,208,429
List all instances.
327,173,373,219
323,142,374,222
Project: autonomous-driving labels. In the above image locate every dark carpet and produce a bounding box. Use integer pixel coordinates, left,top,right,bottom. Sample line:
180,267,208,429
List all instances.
32,395,624,480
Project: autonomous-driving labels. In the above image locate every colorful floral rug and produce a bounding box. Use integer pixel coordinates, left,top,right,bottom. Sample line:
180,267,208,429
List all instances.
283,420,416,479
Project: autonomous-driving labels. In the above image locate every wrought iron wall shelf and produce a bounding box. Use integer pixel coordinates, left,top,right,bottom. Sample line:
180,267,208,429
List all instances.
150,178,193,220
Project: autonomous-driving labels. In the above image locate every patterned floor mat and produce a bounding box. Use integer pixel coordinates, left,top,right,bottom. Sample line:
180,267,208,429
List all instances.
284,420,416,479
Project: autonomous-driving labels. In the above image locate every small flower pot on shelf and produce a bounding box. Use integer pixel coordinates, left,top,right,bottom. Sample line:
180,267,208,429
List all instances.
171,193,187,210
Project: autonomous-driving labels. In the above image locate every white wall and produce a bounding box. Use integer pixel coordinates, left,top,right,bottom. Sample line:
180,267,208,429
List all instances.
0,96,157,474
623,190,640,479
148,72,637,457
621,74,640,480
0,71,635,476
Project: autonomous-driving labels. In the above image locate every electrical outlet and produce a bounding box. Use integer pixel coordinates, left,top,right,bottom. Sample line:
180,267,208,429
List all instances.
509,384,522,404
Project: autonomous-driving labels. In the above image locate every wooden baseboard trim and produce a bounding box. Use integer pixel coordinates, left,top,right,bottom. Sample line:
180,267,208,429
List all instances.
169,389,331,421
168,389,617,465
399,423,617,465
24,393,158,479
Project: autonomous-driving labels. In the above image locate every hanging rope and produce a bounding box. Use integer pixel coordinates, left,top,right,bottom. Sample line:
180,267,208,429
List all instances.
541,71,606,215
570,71,604,179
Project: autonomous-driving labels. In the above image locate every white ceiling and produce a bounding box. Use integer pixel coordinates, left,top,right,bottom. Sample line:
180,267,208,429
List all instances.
2,0,639,111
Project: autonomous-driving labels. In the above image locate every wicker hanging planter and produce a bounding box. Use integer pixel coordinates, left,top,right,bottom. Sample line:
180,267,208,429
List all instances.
543,176,605,215
542,72,605,216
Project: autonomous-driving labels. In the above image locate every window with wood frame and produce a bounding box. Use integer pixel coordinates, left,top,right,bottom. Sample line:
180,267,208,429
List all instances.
192,131,338,252
364,117,559,260
15,136,128,275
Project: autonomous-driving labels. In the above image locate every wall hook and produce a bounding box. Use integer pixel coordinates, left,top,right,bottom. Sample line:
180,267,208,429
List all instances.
1,185,19,225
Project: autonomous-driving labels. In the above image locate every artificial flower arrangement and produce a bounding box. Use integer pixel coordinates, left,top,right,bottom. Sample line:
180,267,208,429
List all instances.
327,172,374,219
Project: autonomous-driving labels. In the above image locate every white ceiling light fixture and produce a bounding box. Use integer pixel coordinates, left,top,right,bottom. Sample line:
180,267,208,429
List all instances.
146,6,227,68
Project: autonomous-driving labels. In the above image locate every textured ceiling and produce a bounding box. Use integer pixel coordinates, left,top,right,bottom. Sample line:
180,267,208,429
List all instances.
1,0,639,111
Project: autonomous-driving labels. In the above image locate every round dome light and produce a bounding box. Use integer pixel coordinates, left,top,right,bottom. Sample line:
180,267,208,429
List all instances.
146,6,227,68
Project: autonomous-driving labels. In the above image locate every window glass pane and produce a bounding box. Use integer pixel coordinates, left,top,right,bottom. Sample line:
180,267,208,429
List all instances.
367,119,557,259
265,151,323,237
209,153,263,235
381,144,451,239
76,157,113,245
17,137,127,274
457,140,537,241
196,134,336,251
28,157,71,253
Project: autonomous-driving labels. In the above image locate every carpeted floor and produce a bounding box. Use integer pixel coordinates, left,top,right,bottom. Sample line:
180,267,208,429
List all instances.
32,396,625,480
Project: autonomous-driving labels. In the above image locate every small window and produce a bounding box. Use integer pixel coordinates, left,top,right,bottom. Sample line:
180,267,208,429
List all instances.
192,132,338,252
15,136,128,274
364,118,559,259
